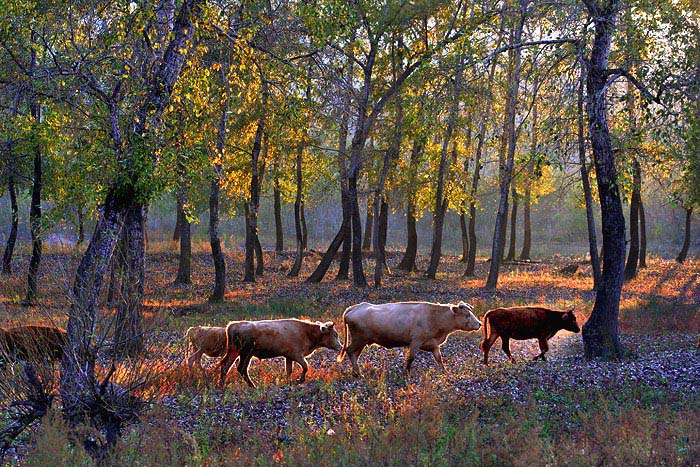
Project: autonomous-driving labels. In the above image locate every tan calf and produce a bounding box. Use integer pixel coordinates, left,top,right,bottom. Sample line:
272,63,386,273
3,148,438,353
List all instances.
184,326,229,369
337,301,481,378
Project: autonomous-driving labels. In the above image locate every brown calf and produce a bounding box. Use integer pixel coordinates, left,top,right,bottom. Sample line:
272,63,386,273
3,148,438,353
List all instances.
219,319,342,387
480,306,580,364
0,325,67,362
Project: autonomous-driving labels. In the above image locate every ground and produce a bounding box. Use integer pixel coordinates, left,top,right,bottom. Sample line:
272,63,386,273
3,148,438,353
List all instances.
0,245,699,465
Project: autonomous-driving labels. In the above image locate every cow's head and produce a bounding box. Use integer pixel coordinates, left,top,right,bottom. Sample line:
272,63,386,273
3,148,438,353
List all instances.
451,302,481,331
318,321,343,351
562,308,580,333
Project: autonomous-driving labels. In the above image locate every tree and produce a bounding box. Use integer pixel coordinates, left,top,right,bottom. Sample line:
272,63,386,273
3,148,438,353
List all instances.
581,0,627,359
485,0,527,290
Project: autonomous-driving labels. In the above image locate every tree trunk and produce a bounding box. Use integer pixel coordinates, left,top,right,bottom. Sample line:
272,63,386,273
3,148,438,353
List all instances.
289,142,305,277
243,108,265,282
113,203,145,358
520,184,531,260
505,186,518,261
273,174,284,253
427,61,464,279
173,201,183,242
639,199,647,267
77,207,85,245
255,234,263,276
577,61,601,289
582,0,625,360
208,100,227,303
520,93,537,262
465,9,505,277
397,139,423,272
459,212,469,263
486,3,526,290
307,47,352,282
174,182,191,285
676,207,692,263
61,188,129,424
362,200,374,251
301,202,308,250
1,172,18,275
624,158,641,281
24,109,43,305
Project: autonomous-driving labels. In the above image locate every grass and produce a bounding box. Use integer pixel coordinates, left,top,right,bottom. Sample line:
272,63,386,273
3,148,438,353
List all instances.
1,250,699,465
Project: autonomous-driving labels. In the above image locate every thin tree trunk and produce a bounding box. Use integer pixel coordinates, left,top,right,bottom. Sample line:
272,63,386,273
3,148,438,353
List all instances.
520,185,531,260
639,199,647,267
582,0,625,360
208,98,227,303
77,207,85,245
362,200,374,251
486,3,526,290
427,60,464,279
273,168,284,252
174,181,191,284
113,203,145,358
24,103,43,305
301,202,308,250
243,99,265,282
520,94,537,261
624,158,641,280
465,8,506,277
173,201,183,242
397,139,424,272
289,141,305,277
676,207,692,263
1,172,18,275
577,61,601,289
255,234,263,276
505,186,518,261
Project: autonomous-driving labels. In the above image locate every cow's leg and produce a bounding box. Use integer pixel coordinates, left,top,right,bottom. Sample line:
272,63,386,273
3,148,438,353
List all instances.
293,356,309,384
346,340,366,377
431,347,446,371
237,352,256,388
187,349,203,370
481,332,498,365
501,337,516,363
535,337,549,361
405,343,420,378
218,350,238,386
285,357,294,382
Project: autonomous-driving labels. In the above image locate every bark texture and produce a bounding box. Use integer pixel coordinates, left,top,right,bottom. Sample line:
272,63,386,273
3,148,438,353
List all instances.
581,0,625,360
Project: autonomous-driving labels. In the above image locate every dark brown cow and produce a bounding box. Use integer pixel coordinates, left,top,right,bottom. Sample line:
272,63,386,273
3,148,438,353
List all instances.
0,325,67,362
480,306,580,364
219,319,342,387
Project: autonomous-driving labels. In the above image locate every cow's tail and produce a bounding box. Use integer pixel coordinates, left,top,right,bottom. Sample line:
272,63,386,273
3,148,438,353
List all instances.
184,327,194,364
337,311,351,363
480,311,491,352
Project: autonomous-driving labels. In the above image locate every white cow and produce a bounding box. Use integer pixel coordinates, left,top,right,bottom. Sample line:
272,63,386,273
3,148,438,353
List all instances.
337,301,481,377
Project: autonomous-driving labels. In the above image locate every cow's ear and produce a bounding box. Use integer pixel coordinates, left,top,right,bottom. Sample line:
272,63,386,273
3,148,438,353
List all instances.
451,305,459,313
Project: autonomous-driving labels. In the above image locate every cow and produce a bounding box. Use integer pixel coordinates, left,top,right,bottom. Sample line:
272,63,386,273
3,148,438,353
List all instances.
0,325,67,363
480,306,580,364
184,326,230,369
218,319,342,388
337,301,482,378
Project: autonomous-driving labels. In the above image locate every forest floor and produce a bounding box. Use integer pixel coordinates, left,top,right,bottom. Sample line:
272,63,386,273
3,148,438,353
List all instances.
0,245,699,465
